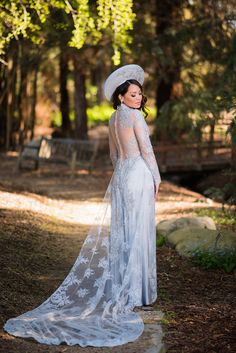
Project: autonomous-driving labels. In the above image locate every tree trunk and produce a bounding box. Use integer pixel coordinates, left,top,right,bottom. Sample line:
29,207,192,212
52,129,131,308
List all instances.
6,60,13,151
59,49,71,133
155,0,183,114
232,144,236,171
156,72,178,110
6,43,18,150
18,40,32,145
18,69,28,145
231,132,236,171
92,65,104,104
30,66,39,140
208,116,216,157
0,59,7,149
73,53,88,139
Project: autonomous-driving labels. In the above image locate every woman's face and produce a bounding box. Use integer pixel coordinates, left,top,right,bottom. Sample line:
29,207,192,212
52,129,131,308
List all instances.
119,84,142,109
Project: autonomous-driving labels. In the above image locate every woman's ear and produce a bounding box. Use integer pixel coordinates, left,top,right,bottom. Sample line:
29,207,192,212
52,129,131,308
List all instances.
118,94,123,103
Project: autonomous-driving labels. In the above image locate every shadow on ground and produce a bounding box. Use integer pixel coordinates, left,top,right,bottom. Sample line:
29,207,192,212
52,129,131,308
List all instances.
0,153,235,353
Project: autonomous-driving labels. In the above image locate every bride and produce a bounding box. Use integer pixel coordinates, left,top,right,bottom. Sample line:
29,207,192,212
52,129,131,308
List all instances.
4,64,161,347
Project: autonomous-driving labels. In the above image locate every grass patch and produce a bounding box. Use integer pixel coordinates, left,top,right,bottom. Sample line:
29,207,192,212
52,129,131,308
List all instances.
195,208,236,228
191,248,236,273
156,234,166,247
159,311,176,325
157,287,172,302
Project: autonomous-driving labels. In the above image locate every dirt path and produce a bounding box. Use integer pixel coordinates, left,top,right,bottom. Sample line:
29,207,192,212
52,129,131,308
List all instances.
0,154,235,353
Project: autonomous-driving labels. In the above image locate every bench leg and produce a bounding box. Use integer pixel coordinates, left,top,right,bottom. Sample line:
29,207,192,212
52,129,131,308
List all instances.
70,151,77,177
34,160,39,170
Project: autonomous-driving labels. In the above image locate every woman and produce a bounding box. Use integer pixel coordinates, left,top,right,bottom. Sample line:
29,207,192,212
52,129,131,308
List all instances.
4,64,161,347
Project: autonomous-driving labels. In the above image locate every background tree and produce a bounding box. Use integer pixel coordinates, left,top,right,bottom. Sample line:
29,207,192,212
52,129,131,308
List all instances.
0,0,235,153
0,0,136,149
153,0,236,143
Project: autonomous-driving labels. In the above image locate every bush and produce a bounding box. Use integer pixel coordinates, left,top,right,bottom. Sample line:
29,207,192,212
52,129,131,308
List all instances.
191,248,236,273
51,103,158,129
51,104,114,128
87,103,114,127
156,235,166,247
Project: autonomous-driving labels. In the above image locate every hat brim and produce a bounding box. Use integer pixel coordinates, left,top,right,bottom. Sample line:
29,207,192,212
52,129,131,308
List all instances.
104,64,144,101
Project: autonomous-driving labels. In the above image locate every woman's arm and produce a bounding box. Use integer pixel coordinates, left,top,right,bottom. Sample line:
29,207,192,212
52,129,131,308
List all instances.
108,124,118,169
133,110,161,190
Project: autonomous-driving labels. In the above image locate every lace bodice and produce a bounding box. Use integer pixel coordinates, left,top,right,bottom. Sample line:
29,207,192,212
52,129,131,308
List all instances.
4,103,161,348
109,103,161,186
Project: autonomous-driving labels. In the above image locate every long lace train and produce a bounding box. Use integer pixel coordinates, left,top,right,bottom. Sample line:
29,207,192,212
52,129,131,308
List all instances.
4,103,160,347
4,158,157,347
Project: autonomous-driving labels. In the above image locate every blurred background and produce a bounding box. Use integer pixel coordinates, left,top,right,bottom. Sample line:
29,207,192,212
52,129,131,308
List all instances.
0,0,236,202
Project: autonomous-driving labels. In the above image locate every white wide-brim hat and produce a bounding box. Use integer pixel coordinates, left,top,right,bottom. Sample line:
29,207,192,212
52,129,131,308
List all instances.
104,64,144,101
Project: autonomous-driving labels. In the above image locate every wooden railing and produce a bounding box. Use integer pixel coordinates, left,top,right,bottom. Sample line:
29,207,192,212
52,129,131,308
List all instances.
153,142,231,173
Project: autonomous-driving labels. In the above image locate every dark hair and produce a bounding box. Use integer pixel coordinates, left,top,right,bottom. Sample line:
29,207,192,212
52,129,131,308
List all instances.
111,79,148,118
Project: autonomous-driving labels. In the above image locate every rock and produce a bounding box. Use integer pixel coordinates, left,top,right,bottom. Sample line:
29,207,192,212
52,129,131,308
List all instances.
138,310,164,324
157,216,216,237
166,227,236,257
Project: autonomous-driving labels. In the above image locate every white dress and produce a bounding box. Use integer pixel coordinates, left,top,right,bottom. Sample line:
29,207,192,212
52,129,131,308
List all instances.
4,103,161,347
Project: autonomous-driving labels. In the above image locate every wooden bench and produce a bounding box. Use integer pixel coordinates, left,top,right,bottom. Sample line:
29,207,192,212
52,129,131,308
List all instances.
17,137,99,174
17,137,42,170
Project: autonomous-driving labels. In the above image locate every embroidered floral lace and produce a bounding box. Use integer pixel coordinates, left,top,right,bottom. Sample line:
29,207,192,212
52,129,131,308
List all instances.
4,103,161,347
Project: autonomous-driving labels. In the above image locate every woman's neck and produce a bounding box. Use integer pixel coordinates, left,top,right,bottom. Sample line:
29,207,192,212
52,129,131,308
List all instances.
119,103,135,110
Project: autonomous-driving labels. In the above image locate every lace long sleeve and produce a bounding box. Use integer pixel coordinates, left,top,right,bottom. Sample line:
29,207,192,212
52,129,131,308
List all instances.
133,110,161,186
109,123,118,169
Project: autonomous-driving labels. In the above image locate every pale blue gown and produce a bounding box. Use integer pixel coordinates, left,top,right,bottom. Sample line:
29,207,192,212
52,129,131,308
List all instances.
4,102,161,347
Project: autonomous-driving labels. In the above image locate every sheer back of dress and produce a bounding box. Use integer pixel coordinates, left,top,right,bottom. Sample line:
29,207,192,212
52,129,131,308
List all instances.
109,105,140,161
4,102,161,348
109,103,161,187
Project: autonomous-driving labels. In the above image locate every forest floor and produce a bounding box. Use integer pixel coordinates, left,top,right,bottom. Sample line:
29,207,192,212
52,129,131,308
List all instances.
0,153,235,353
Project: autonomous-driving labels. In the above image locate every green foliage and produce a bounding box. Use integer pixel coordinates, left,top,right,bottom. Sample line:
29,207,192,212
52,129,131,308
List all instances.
0,0,54,59
0,0,136,65
154,1,236,143
86,84,99,106
156,97,195,142
156,78,234,142
227,117,236,142
146,106,157,121
51,111,64,128
195,208,236,227
87,104,114,127
96,0,135,64
66,0,97,49
191,248,236,273
51,102,156,129
51,103,114,128
156,235,166,247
